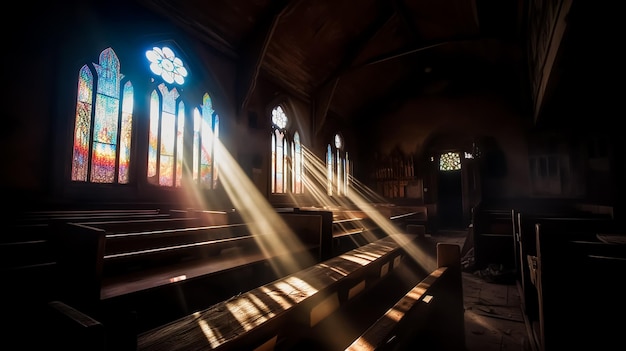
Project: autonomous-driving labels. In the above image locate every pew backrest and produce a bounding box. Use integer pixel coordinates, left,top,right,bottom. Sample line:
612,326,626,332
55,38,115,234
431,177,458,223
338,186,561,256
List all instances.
345,243,464,351
136,234,419,351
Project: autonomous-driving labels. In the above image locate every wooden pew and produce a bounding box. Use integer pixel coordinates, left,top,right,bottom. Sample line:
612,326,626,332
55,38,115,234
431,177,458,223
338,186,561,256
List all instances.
330,206,428,255
515,211,615,324
58,217,323,301
2,208,179,350
471,203,516,272
533,222,626,351
56,210,330,348
345,243,464,351
2,209,174,271
331,209,384,255
136,234,420,351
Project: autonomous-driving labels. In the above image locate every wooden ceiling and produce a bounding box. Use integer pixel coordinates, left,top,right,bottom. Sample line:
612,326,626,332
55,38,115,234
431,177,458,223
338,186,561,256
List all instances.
137,0,527,125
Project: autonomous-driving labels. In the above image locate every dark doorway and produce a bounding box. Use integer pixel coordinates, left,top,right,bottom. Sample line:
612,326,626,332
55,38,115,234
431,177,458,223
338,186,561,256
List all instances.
437,169,463,229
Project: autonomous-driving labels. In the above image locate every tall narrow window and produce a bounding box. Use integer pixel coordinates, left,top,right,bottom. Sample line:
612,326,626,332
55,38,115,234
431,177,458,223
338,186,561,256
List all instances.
327,134,350,196
292,132,303,194
326,144,333,196
71,48,133,183
271,105,288,194
192,93,219,189
147,84,184,187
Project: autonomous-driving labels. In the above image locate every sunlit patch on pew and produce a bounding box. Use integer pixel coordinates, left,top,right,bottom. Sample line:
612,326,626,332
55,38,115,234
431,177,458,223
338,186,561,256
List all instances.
380,262,390,277
340,253,373,266
310,292,339,326
196,312,221,349
225,294,278,332
348,280,366,300
169,275,186,283
393,255,402,268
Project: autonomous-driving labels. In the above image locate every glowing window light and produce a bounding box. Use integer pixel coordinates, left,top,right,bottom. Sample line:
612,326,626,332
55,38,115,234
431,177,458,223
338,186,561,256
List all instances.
272,106,287,129
146,46,188,85
439,152,461,171
71,47,133,184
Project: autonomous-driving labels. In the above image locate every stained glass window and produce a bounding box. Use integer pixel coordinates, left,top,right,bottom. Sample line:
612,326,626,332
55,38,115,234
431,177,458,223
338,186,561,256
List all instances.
439,152,462,171
271,105,287,193
146,46,188,85
71,44,220,191
192,93,219,189
270,105,300,195
327,134,350,196
293,132,303,194
326,144,333,196
147,83,183,187
71,47,133,184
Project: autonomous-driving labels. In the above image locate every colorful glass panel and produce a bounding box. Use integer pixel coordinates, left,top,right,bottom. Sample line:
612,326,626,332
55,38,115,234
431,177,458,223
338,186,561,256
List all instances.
439,152,462,171
271,133,276,194
71,47,132,184
90,93,119,183
272,106,287,129
327,144,333,196
294,132,303,194
336,149,342,195
175,101,185,187
147,91,159,183
71,65,93,181
159,111,176,186
200,96,214,188
275,129,284,193
118,81,133,183
146,46,188,85
193,108,200,182
212,114,219,189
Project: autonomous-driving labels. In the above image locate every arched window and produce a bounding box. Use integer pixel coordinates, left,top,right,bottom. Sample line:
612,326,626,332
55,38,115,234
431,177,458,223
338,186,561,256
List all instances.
271,105,287,193
147,84,185,187
71,48,133,183
327,133,350,196
270,104,304,194
146,46,188,187
71,45,220,191
326,144,333,196
192,93,219,189
146,46,219,189
292,132,303,194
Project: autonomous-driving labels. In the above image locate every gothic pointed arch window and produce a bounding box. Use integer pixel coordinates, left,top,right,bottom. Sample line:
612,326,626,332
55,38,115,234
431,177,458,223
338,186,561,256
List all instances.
146,46,219,189
71,47,134,183
326,133,350,196
192,93,219,189
292,131,303,194
270,104,304,194
71,44,220,192
271,105,288,194
146,46,188,187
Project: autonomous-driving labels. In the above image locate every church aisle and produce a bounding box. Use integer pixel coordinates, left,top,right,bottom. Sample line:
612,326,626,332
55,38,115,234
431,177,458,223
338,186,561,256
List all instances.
430,230,533,351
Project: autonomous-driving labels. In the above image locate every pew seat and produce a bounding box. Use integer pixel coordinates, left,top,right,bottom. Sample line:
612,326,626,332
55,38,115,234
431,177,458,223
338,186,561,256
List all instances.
136,234,420,351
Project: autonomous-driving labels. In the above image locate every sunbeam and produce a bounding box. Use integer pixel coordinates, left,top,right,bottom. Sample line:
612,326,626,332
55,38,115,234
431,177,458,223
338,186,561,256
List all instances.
301,146,436,271
214,137,317,277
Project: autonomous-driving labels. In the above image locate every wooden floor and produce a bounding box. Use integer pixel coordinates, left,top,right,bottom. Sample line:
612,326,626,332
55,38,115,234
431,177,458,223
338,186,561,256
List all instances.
432,230,534,351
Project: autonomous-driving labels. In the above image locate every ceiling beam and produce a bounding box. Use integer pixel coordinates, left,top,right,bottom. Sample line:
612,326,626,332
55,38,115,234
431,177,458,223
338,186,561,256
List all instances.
236,0,303,115
313,4,396,135
138,0,237,59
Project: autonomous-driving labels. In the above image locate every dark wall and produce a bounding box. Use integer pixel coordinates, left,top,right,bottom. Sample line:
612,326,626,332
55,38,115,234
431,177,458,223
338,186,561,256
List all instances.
5,1,623,221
